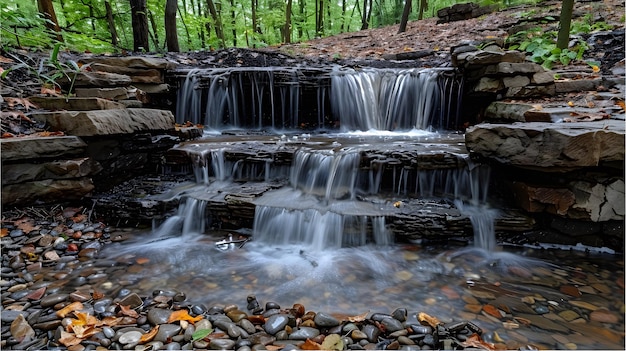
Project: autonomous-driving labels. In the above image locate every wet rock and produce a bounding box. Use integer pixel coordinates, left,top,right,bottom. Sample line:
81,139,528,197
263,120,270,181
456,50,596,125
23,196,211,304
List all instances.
209,338,236,349
314,312,340,328
147,308,172,325
40,293,68,308
590,309,620,324
155,324,181,342
289,327,320,340
264,314,289,334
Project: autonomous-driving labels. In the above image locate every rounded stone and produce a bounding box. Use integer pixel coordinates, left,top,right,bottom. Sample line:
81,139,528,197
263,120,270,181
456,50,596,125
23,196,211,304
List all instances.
209,338,236,349
264,314,289,335
154,324,182,342
147,308,172,325
314,312,340,328
289,327,320,340
40,293,68,308
381,317,404,333
118,330,143,345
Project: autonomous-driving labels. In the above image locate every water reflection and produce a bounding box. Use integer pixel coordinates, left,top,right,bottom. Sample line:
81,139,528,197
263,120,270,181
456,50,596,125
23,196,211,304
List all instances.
99,230,624,350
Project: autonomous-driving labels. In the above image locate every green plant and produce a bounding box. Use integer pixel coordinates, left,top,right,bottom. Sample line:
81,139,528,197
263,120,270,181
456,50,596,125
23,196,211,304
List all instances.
505,27,588,69
570,14,614,34
2,43,80,98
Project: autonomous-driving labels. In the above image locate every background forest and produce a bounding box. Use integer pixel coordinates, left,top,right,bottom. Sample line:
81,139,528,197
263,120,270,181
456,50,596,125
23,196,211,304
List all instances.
1,0,539,54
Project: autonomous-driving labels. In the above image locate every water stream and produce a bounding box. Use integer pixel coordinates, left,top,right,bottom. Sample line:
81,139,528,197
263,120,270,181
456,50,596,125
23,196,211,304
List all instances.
95,67,624,349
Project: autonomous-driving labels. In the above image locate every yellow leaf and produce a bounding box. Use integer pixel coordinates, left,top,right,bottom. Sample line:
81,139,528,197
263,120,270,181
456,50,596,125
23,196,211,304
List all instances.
70,324,101,338
418,312,441,328
591,65,600,72
567,101,575,107
0,228,8,237
167,309,203,324
140,325,159,343
72,312,100,327
56,302,84,318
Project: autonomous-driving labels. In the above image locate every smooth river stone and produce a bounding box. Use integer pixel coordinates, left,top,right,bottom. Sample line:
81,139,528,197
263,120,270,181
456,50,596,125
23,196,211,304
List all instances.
118,330,143,345
289,327,320,340
40,293,68,308
148,308,173,325
589,309,620,324
209,338,236,350
155,324,182,342
314,312,340,327
558,310,580,322
381,317,404,332
264,314,289,334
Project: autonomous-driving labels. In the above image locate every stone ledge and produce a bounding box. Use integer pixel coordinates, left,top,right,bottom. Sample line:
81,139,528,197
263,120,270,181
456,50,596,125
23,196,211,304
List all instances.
0,136,87,162
2,178,95,206
29,97,126,111
465,120,625,170
30,109,176,136
2,158,102,185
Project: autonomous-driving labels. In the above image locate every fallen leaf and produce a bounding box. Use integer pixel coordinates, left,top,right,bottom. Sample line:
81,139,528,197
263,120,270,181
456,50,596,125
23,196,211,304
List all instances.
72,312,100,327
70,324,101,338
41,86,61,96
140,325,159,343
0,228,8,237
300,338,322,350
344,311,369,323
191,327,212,342
118,304,140,318
167,309,203,324
14,217,40,235
321,334,344,350
101,316,123,326
58,331,83,347
461,333,495,350
265,345,283,351
56,301,84,318
136,257,150,265
567,101,575,107
615,100,625,110
92,290,105,300
418,312,441,328
4,97,38,111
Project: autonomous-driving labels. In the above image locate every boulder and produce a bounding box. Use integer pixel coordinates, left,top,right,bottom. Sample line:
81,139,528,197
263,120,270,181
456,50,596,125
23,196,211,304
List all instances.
465,120,625,170
88,63,164,84
484,101,536,122
2,178,95,206
75,87,133,100
78,56,176,70
0,136,87,162
29,97,126,111
2,158,102,185
30,109,175,136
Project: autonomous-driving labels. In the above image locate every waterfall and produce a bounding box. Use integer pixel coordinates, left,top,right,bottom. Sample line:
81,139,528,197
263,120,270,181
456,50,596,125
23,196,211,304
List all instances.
329,67,441,131
174,67,460,131
254,147,393,250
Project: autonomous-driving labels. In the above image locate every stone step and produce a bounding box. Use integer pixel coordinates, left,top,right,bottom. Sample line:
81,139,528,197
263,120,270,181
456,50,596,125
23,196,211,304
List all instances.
0,136,87,162
2,158,102,185
29,97,126,111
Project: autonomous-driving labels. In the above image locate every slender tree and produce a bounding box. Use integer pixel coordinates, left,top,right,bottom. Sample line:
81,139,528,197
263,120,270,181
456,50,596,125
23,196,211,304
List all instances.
130,0,150,51
104,1,119,46
556,0,574,49
37,0,64,42
284,0,292,43
398,0,411,33
165,0,180,51
230,0,237,46
206,0,226,47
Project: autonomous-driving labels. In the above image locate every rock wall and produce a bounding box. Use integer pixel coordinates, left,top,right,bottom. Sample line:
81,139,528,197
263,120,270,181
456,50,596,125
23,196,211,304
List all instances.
456,41,625,249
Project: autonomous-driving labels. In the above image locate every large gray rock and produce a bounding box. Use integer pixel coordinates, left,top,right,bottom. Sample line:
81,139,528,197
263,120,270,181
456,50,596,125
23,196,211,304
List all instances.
2,158,102,185
0,136,87,162
78,56,176,69
29,97,126,111
2,178,95,205
30,109,175,136
465,120,625,170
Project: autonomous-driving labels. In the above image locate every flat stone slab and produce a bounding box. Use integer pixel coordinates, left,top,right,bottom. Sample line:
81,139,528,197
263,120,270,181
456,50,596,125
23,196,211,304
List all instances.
29,97,126,111
2,158,102,185
0,136,87,162
465,120,625,170
79,56,176,69
2,178,94,206
30,109,175,136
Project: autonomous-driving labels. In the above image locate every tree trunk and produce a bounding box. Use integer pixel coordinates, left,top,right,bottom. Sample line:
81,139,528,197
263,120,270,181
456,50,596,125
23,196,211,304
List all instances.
147,9,160,50
37,0,64,42
316,0,324,36
361,0,369,30
284,0,292,43
104,1,119,47
165,0,180,51
206,0,226,47
129,0,150,51
417,0,427,20
398,0,411,33
230,0,237,46
556,0,574,49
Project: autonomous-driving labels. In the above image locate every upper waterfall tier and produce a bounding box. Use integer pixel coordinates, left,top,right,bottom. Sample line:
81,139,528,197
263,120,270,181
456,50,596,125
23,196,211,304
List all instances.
174,67,462,131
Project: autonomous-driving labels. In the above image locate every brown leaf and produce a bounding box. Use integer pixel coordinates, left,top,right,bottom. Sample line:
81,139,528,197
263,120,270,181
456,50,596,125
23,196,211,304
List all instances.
56,301,84,318
265,345,283,351
4,97,38,111
26,287,46,300
343,311,369,323
101,316,123,326
460,333,495,350
300,338,322,350
58,330,82,347
92,290,105,300
14,217,40,235
140,325,159,343
118,304,140,318
70,324,101,338
417,312,441,328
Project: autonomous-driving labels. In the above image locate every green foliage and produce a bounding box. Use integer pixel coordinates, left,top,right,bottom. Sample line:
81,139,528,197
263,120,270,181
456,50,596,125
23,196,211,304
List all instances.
191,328,213,342
2,43,80,97
570,14,614,34
505,27,588,69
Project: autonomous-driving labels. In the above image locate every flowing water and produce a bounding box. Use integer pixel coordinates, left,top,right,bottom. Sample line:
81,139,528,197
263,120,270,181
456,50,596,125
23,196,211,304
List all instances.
96,68,624,349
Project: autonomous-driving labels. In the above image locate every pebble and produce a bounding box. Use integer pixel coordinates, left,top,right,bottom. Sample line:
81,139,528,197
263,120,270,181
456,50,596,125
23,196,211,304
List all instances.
264,314,289,334
313,312,340,327
289,327,320,340
148,308,172,325
155,324,182,342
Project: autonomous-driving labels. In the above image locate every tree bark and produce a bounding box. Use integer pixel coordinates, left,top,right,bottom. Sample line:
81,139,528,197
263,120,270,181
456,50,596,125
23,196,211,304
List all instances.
129,0,150,51
165,0,180,52
284,0,292,43
556,0,574,49
230,0,237,46
417,0,427,20
37,0,64,42
104,1,119,47
398,0,411,33
206,0,226,47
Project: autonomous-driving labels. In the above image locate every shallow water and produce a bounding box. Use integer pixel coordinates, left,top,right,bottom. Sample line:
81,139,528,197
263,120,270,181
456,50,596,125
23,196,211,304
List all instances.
97,229,625,350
